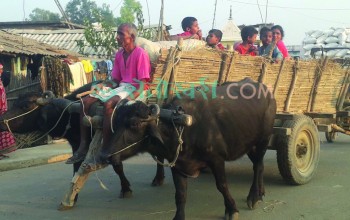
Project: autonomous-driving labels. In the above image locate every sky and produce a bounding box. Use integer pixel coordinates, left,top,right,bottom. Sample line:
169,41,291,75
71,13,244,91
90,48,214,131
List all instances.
1,0,350,45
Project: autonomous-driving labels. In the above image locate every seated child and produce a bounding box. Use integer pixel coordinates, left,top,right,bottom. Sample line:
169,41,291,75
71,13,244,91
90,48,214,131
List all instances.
235,26,258,56
206,29,225,50
258,27,283,62
169,17,202,41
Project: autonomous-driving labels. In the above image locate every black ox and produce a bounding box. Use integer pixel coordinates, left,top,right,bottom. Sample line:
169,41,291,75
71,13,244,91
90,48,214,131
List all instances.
100,78,276,220
0,82,165,200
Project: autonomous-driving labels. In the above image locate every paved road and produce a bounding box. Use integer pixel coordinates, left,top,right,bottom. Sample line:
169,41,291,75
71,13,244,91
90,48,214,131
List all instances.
1,134,349,220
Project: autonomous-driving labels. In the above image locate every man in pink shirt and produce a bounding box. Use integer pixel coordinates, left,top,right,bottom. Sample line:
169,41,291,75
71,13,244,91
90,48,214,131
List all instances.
66,23,151,164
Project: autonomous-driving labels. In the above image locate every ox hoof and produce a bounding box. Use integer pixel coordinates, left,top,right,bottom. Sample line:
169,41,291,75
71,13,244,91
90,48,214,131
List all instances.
57,203,74,211
151,176,165,186
82,162,108,172
66,153,86,164
225,211,239,220
119,190,133,198
247,196,262,209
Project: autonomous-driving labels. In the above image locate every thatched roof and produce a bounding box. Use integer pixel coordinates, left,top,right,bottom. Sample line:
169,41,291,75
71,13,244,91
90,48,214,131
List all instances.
0,30,80,57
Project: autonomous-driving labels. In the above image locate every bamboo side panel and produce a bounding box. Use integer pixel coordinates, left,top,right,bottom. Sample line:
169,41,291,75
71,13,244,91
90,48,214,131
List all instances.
226,55,263,82
148,48,348,114
287,60,317,113
150,48,222,99
265,61,294,113
313,61,346,112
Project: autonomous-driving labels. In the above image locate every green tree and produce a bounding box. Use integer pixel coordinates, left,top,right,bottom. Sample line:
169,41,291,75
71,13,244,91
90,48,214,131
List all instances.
78,9,118,58
100,3,118,27
116,0,151,39
28,8,61,22
76,0,151,58
65,0,117,26
116,0,142,26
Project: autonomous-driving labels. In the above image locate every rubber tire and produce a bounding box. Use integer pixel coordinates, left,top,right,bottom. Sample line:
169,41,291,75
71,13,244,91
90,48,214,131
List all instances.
276,115,320,185
325,131,336,143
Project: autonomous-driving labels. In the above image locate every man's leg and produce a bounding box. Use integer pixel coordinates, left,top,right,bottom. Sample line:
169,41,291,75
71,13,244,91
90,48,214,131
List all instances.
102,96,121,150
66,96,98,164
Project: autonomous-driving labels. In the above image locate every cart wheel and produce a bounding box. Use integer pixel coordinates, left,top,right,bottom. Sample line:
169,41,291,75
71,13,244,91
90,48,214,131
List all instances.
276,115,320,185
325,131,336,143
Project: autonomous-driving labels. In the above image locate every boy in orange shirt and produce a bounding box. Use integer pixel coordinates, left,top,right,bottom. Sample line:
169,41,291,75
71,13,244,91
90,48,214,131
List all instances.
235,26,258,56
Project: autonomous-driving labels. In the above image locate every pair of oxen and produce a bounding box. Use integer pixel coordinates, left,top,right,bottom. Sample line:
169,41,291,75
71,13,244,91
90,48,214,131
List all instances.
0,78,276,220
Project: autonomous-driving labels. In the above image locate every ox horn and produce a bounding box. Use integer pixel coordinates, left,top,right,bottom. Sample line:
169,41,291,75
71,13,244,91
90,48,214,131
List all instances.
42,91,56,99
139,104,160,123
36,91,56,105
149,104,160,116
36,97,51,106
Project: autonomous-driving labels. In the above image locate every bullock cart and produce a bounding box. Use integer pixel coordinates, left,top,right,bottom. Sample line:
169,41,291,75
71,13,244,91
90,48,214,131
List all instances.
146,40,349,185
60,40,349,208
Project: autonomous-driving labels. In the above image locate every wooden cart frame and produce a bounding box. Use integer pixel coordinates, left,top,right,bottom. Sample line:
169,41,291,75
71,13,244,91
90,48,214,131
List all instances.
146,40,350,185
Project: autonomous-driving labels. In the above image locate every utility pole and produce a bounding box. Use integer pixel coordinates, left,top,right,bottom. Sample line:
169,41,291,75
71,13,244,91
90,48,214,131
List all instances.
212,0,218,29
54,0,74,29
157,0,164,41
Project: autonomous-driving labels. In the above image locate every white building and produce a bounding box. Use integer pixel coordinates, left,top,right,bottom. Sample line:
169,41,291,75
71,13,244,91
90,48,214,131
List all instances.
221,6,241,46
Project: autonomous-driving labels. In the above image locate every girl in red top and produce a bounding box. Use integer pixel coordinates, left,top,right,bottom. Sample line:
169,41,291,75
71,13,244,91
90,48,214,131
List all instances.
235,26,258,56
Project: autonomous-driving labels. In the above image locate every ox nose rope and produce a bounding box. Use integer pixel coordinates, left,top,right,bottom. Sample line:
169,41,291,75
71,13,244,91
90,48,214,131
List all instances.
29,101,80,143
152,120,184,167
108,135,149,157
2,101,79,148
1,106,39,132
108,118,185,168
1,106,39,147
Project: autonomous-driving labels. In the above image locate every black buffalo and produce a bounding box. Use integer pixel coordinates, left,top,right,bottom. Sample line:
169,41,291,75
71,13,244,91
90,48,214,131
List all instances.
99,78,276,220
0,82,165,200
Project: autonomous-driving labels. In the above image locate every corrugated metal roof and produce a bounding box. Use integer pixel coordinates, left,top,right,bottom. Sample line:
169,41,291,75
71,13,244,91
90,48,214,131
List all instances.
6,29,115,58
5,25,166,58
0,30,79,57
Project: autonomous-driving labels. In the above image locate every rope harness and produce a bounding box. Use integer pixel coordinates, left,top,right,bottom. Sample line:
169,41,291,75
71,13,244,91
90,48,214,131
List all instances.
1,101,79,147
152,120,184,167
2,106,39,134
108,117,184,167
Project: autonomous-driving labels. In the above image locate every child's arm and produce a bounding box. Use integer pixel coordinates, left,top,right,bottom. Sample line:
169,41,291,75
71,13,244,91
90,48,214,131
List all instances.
169,34,201,41
169,30,202,41
247,45,258,55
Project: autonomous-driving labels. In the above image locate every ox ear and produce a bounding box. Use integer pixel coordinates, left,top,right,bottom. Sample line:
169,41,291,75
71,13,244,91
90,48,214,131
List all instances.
147,123,164,146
